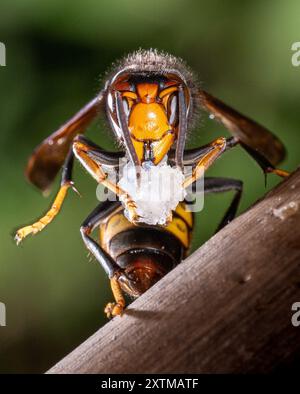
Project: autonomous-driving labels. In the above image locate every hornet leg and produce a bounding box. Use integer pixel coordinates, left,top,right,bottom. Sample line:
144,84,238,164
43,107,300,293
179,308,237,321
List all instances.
73,135,139,223
168,136,238,166
240,143,289,182
15,149,78,244
204,177,243,232
80,201,126,318
182,137,227,189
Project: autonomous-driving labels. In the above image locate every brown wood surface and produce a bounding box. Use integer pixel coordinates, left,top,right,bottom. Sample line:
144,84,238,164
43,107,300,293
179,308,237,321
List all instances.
48,169,300,374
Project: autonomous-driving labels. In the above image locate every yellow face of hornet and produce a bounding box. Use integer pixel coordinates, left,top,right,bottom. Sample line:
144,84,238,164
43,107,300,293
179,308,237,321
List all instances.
107,77,187,165
125,83,178,164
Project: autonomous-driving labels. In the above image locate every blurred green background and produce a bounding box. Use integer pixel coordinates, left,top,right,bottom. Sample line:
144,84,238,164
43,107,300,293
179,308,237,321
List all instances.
0,0,299,373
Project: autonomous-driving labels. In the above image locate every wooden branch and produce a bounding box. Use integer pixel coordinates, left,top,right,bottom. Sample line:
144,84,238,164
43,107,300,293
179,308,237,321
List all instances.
48,169,300,374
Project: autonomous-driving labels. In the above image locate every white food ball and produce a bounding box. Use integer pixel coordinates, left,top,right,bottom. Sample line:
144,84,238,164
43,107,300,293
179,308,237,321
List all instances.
118,161,186,225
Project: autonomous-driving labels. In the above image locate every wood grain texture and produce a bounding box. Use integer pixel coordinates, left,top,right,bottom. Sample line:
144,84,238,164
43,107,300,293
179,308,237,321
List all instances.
48,169,300,374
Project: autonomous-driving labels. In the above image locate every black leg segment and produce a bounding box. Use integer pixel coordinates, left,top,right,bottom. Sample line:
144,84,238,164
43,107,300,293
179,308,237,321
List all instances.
80,201,121,278
169,137,239,167
204,177,243,232
61,148,74,186
74,135,125,168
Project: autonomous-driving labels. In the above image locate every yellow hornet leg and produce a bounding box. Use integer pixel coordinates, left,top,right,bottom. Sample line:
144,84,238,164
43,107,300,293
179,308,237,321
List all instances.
15,183,71,245
183,137,227,189
266,168,290,178
104,277,125,318
104,276,126,319
73,139,139,223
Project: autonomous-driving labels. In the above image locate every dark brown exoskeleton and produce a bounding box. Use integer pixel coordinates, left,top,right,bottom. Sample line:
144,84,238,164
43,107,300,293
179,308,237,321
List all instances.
15,49,289,317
